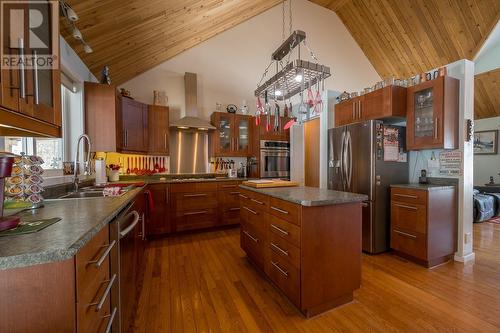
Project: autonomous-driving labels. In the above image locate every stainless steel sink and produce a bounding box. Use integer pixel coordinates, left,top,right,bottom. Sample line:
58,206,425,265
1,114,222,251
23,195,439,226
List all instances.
57,191,105,199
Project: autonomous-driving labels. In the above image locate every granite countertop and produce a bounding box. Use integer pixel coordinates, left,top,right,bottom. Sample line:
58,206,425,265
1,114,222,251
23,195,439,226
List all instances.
240,185,368,207
390,183,456,191
0,188,142,271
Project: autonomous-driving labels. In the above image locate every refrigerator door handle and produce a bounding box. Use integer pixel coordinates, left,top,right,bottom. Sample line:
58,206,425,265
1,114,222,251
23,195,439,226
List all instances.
340,131,346,190
346,130,353,191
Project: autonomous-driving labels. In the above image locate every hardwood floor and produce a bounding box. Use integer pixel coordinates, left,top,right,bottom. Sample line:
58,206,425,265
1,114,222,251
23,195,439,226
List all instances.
134,222,500,332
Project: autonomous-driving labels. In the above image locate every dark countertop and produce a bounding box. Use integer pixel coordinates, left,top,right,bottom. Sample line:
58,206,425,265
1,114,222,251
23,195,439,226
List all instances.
390,183,456,191
0,188,142,271
239,185,368,207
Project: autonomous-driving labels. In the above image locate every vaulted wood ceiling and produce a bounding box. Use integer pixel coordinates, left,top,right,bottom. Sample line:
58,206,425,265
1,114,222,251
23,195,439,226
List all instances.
475,68,500,119
60,0,281,85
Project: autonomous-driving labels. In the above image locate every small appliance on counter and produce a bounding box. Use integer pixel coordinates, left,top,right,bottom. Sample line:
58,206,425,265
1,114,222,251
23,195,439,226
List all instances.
95,158,107,185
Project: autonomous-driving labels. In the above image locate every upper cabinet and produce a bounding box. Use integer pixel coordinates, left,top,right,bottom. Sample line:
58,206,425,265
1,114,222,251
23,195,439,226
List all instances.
334,86,407,127
148,105,169,155
406,76,458,150
0,0,61,137
258,116,291,141
211,112,252,157
85,82,149,153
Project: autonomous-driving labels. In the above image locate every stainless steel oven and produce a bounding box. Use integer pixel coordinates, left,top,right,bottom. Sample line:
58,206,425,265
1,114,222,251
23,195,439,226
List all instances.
260,140,290,179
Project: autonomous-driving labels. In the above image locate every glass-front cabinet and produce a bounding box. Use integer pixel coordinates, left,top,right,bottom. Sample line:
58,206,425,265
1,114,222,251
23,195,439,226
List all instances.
210,112,252,157
406,76,459,150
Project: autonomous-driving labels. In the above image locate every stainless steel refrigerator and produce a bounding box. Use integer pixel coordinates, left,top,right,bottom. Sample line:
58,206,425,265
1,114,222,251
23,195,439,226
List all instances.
328,120,409,253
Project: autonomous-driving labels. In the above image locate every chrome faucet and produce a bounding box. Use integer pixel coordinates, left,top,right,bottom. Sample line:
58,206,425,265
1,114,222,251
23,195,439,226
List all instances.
73,134,92,191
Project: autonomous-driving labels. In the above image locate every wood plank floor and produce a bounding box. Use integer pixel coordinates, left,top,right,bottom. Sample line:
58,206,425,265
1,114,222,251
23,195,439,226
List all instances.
133,222,500,332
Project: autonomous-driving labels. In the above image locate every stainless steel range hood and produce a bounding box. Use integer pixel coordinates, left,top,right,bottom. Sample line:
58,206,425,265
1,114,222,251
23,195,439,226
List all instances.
170,72,216,130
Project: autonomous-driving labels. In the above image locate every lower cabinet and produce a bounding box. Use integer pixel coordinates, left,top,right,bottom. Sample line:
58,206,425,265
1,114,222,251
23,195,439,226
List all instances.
239,188,362,317
146,181,242,236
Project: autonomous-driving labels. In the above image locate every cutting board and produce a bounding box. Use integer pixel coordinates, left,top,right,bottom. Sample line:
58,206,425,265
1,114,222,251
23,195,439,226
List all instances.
242,179,300,188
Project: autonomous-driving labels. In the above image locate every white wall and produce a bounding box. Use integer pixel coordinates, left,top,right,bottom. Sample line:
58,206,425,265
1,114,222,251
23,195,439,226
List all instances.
474,116,500,186
474,21,500,75
119,0,380,123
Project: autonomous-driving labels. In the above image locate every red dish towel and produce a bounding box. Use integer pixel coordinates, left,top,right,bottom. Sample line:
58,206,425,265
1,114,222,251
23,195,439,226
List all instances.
144,190,154,212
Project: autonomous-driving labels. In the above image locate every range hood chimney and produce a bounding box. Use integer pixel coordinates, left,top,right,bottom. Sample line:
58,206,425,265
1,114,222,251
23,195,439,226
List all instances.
170,72,216,130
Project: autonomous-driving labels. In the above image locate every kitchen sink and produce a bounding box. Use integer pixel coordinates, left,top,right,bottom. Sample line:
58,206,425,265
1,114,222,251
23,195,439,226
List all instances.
57,191,105,199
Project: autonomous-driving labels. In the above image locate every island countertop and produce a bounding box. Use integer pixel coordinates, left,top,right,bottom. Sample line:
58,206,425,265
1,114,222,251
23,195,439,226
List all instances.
0,187,142,271
239,185,368,207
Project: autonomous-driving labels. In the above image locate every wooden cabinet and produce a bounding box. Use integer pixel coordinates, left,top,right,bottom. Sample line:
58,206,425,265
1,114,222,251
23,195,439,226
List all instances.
148,105,169,155
146,184,173,236
0,0,61,137
210,112,253,157
334,86,407,127
258,116,291,141
217,181,242,225
239,188,362,317
85,82,149,153
406,76,459,150
390,186,457,267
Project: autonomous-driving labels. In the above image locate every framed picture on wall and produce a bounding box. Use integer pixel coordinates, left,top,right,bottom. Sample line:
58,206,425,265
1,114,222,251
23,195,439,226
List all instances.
474,130,498,155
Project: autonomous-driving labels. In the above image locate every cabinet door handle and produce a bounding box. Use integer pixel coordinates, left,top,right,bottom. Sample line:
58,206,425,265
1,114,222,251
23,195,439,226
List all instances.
183,210,208,216
243,230,259,243
434,117,438,139
90,274,116,311
394,229,417,239
164,133,168,150
243,206,258,215
358,100,362,119
228,207,240,211
32,50,39,105
271,206,289,215
222,185,237,188
251,198,264,205
120,211,140,238
271,261,288,277
88,240,116,268
270,223,289,235
123,130,128,147
184,193,207,197
394,203,418,211
239,194,249,199
352,101,356,119
103,307,117,333
394,193,418,199
230,191,240,195
19,38,26,99
271,242,289,256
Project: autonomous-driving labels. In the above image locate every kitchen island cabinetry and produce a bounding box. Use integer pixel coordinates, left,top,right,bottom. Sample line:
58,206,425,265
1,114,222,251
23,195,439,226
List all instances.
239,186,367,317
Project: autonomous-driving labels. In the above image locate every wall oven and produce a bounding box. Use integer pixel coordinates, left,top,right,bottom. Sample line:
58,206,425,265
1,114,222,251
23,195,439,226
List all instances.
260,140,290,179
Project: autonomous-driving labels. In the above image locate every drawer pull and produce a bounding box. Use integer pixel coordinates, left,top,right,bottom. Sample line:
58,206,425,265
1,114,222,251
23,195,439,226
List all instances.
271,206,289,215
243,230,259,243
230,191,241,195
271,242,289,256
184,210,208,216
243,206,258,215
103,307,117,333
184,193,207,197
228,207,240,211
394,193,418,199
222,185,237,188
394,229,417,239
90,273,116,311
394,203,418,211
239,194,249,199
88,240,116,268
271,261,288,277
251,198,264,205
270,224,289,235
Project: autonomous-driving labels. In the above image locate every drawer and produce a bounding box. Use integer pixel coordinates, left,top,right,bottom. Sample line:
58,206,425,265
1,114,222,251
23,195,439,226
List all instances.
77,290,112,333
391,228,427,260
266,251,300,306
269,197,301,226
241,204,267,234
173,192,218,211
391,188,427,205
218,190,241,208
269,233,300,269
217,181,241,191
391,201,427,234
240,189,269,213
76,226,112,299
175,208,218,231
268,214,301,248
220,209,241,225
241,222,266,271
170,182,217,193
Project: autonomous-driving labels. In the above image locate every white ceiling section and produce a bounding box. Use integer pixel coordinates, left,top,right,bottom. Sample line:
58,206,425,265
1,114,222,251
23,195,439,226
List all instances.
119,0,380,122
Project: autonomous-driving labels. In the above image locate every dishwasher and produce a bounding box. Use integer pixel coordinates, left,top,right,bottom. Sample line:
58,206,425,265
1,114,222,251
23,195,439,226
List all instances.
109,199,145,333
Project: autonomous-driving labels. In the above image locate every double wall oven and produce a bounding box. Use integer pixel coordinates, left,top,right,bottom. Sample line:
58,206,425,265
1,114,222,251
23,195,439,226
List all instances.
260,140,290,179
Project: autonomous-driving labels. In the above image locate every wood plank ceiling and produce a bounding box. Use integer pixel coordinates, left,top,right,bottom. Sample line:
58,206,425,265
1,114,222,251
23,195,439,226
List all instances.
60,0,281,85
475,68,500,119
311,0,500,118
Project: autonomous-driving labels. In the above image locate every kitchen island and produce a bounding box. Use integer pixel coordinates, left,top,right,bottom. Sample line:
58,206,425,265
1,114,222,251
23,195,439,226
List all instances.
239,185,368,317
